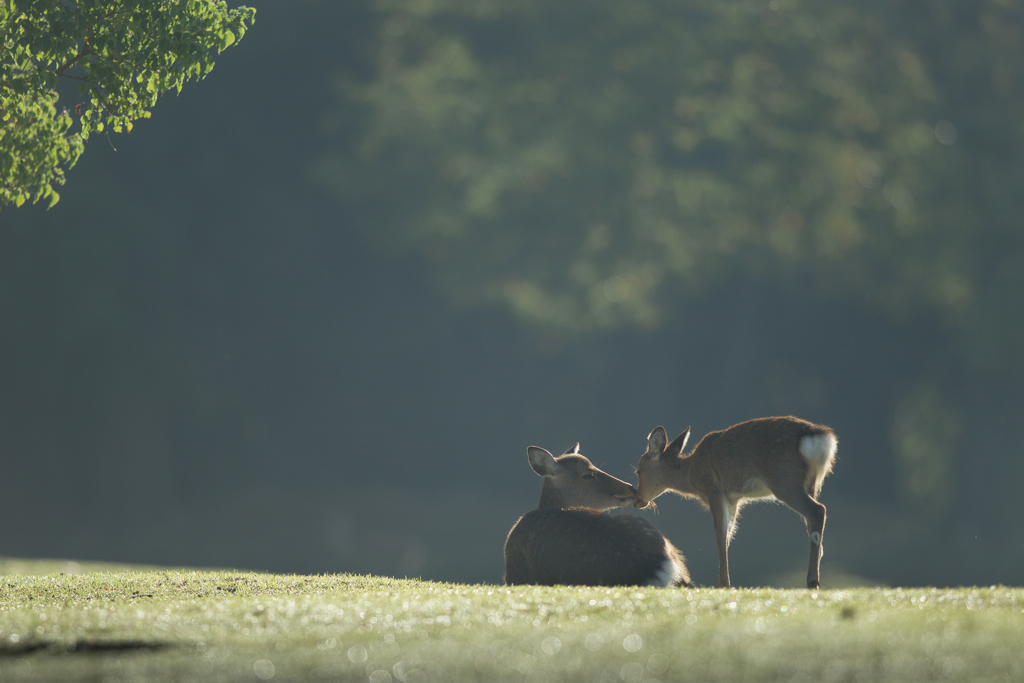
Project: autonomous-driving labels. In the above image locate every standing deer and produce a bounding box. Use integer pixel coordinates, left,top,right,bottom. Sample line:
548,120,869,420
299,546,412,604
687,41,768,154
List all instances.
633,416,837,589
504,443,690,587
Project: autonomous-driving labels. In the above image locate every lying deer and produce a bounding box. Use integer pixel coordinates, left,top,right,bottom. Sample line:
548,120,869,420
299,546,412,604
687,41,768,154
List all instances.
504,443,690,587
633,416,837,589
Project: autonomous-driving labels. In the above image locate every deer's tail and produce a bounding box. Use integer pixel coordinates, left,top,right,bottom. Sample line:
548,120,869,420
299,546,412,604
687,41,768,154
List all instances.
800,432,838,497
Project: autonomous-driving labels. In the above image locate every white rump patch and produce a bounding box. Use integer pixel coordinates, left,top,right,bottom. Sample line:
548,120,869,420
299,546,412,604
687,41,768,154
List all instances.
647,556,684,588
799,433,838,470
800,432,838,495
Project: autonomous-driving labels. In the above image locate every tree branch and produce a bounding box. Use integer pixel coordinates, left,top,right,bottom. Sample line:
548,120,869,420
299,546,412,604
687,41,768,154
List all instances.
54,46,94,76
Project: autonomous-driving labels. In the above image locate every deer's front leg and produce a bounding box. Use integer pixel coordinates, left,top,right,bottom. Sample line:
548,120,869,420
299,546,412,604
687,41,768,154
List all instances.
709,494,736,588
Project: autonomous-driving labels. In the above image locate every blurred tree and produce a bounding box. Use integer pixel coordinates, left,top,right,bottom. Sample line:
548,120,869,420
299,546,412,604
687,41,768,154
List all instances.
315,0,1024,515
891,382,961,515
1,0,255,208
316,0,996,330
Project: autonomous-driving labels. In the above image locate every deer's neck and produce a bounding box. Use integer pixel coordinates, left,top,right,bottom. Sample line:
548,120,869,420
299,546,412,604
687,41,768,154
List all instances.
537,480,569,509
670,453,698,496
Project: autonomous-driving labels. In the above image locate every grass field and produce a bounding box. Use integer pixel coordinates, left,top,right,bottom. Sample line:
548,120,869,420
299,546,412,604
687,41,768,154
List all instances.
1,558,1022,682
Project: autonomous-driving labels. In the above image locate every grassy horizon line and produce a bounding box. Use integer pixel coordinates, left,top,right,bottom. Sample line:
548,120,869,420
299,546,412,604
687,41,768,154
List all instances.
1,557,1022,682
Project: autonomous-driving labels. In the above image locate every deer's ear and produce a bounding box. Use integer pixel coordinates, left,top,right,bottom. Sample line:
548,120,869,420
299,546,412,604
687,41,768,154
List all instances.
667,427,691,457
561,442,580,456
647,426,668,454
528,446,558,477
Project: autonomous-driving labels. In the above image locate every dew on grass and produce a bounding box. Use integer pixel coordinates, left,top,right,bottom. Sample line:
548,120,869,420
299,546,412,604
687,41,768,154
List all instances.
541,636,561,655
585,633,604,651
621,661,645,683
516,654,537,674
474,652,497,672
402,668,428,683
348,645,368,663
622,634,642,652
253,659,275,680
647,653,669,674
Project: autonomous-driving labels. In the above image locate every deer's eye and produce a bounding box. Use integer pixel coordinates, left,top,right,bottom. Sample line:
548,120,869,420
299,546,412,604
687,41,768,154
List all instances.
582,473,595,480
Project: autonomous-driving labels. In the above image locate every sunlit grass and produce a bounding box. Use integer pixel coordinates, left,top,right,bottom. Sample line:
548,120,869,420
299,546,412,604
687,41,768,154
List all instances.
0,557,163,577
1,558,1022,682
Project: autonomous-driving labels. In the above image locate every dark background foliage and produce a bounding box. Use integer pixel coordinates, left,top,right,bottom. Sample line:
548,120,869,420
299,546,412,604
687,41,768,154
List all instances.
3,0,1023,587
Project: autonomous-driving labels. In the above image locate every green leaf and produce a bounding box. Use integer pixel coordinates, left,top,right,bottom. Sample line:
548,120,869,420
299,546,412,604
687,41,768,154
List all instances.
1,0,255,209
219,29,236,51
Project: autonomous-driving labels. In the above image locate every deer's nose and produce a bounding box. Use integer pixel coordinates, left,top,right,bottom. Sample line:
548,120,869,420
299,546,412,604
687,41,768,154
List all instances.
616,484,638,504
616,484,637,498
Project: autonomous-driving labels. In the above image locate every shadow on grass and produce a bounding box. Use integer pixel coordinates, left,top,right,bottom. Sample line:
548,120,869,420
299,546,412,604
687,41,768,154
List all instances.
0,640,175,656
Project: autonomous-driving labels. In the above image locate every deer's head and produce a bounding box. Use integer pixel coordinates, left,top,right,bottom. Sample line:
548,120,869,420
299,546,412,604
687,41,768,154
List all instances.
634,426,690,508
528,443,637,510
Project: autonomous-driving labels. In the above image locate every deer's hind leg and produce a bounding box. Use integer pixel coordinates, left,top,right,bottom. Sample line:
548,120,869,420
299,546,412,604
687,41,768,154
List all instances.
771,484,827,589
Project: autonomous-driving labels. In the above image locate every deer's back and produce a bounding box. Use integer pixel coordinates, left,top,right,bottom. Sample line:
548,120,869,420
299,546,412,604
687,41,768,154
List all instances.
692,416,834,493
504,508,689,587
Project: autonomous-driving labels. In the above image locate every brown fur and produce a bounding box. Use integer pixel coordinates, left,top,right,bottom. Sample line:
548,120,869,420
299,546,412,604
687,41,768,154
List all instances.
504,444,690,587
635,416,837,589
504,508,690,586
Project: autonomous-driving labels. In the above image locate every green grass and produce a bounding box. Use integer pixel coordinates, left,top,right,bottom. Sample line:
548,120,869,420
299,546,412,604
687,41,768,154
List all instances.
1,558,1022,682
